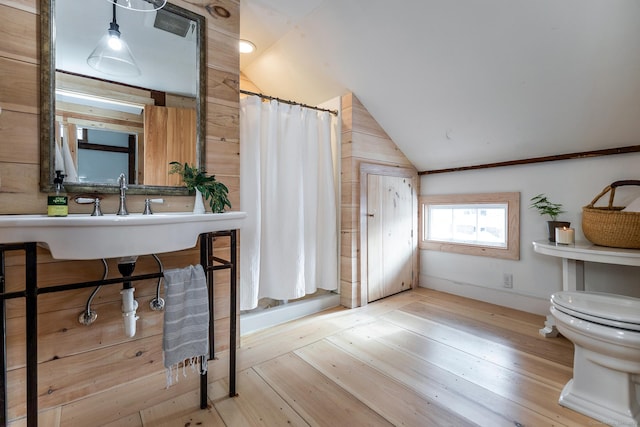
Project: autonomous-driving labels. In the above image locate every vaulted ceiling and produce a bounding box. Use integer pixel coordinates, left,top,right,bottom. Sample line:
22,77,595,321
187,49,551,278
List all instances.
240,0,640,171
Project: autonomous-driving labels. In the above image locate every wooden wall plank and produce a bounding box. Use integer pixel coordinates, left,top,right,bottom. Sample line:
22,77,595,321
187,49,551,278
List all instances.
0,58,38,113
205,101,240,141
0,110,38,164
0,163,44,214
351,133,415,167
0,0,37,14
56,72,153,105
0,4,37,63
206,139,240,176
209,68,241,104
206,27,239,74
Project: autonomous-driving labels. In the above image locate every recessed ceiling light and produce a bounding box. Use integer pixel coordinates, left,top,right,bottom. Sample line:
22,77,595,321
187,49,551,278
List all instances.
239,39,256,54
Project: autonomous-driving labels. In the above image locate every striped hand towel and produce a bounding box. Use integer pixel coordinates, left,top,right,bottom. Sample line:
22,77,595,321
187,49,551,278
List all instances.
163,264,209,387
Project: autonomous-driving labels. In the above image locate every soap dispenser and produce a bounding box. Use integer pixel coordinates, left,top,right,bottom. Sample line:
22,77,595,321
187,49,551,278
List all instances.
48,170,68,217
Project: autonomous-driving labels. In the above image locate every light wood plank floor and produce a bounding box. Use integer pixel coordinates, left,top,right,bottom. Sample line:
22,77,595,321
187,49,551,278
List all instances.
49,288,603,426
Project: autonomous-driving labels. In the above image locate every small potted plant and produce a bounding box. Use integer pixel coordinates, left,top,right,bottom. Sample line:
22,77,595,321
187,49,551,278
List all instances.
530,194,570,242
169,162,231,213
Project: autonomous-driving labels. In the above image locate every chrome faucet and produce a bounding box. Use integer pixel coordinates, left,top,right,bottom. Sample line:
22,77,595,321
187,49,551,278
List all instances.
117,173,129,215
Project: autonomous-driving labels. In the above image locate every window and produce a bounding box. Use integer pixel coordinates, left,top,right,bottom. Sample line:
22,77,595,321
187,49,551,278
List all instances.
419,192,520,260
76,127,137,183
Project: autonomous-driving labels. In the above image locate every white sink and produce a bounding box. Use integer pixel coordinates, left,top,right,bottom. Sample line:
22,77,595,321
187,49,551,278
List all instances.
0,211,246,260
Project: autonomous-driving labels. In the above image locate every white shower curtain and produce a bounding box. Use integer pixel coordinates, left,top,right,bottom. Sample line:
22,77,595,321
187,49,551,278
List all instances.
55,122,78,181
240,96,338,310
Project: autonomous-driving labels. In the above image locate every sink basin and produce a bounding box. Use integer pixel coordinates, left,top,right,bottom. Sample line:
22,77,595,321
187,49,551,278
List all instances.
0,211,246,260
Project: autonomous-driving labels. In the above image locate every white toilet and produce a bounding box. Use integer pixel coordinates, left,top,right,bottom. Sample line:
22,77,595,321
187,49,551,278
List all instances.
550,291,640,426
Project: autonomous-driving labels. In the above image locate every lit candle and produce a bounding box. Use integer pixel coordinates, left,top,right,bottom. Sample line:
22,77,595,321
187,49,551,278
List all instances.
555,227,575,245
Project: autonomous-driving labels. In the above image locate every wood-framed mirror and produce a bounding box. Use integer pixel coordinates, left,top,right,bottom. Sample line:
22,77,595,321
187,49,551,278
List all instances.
40,0,205,195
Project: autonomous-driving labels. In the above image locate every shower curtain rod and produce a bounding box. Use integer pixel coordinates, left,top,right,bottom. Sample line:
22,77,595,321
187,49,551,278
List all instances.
240,89,339,116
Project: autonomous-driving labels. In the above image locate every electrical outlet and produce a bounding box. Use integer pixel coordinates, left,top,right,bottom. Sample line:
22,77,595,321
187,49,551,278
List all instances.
503,273,513,288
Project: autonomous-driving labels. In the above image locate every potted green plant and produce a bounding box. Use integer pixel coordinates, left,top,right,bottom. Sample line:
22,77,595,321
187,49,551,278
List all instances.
530,194,570,242
169,162,231,213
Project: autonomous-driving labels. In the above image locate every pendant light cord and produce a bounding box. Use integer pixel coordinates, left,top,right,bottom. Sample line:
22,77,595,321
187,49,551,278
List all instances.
112,2,118,26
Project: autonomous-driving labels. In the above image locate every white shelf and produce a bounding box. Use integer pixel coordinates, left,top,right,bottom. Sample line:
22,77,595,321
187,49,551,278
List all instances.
532,240,640,337
532,240,640,267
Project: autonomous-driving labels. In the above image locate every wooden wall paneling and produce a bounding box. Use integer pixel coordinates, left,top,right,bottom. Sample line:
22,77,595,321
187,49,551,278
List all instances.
341,92,353,115
2,246,53,268
56,102,144,129
165,93,197,109
5,369,25,421
143,105,169,185
0,4,37,62
8,336,165,417
351,132,415,167
5,251,201,366
0,0,37,15
205,27,239,74
205,101,240,141
7,277,232,419
138,132,146,185
340,205,358,235
216,175,239,210
209,68,242,104
339,280,358,309
0,4,41,213
339,260,359,308
0,110,38,164
55,73,153,106
205,138,240,176
166,106,197,186
350,99,389,137
0,163,44,214
0,58,38,114
7,298,163,366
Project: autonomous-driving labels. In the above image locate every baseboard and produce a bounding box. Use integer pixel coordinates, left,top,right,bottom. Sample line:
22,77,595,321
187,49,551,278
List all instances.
419,275,551,316
240,293,341,335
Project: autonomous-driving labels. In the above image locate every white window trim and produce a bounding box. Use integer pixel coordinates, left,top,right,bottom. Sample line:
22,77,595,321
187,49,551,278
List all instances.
419,192,520,260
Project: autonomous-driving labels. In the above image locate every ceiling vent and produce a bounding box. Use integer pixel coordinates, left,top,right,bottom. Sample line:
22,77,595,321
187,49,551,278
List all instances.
153,9,193,38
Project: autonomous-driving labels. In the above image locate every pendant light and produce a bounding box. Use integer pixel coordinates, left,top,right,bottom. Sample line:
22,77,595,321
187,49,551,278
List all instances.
104,0,166,12
87,2,141,77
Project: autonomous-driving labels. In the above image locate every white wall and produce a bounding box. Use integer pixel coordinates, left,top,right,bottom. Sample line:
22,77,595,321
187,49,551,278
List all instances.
419,152,640,316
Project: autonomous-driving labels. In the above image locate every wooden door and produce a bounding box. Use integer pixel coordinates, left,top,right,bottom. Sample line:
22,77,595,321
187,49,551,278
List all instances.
143,105,196,186
361,164,417,303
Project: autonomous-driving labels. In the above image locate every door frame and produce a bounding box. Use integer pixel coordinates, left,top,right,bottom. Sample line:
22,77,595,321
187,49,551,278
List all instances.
359,163,419,306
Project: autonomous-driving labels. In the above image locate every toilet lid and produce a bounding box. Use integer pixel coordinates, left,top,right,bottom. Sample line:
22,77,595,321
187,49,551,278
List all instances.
551,292,640,332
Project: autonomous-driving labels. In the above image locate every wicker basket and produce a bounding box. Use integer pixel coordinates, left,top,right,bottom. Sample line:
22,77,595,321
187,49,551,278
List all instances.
582,180,640,249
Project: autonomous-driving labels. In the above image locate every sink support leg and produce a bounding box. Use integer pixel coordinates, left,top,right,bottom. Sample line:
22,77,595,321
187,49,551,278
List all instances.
25,243,38,427
0,248,6,426
197,230,238,408
200,234,210,409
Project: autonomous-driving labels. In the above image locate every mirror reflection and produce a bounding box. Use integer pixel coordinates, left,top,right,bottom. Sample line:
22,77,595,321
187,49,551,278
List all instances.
42,0,205,194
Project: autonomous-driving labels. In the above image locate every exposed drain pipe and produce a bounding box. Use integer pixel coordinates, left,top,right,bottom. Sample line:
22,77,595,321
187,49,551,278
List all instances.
78,255,164,336
117,256,139,337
